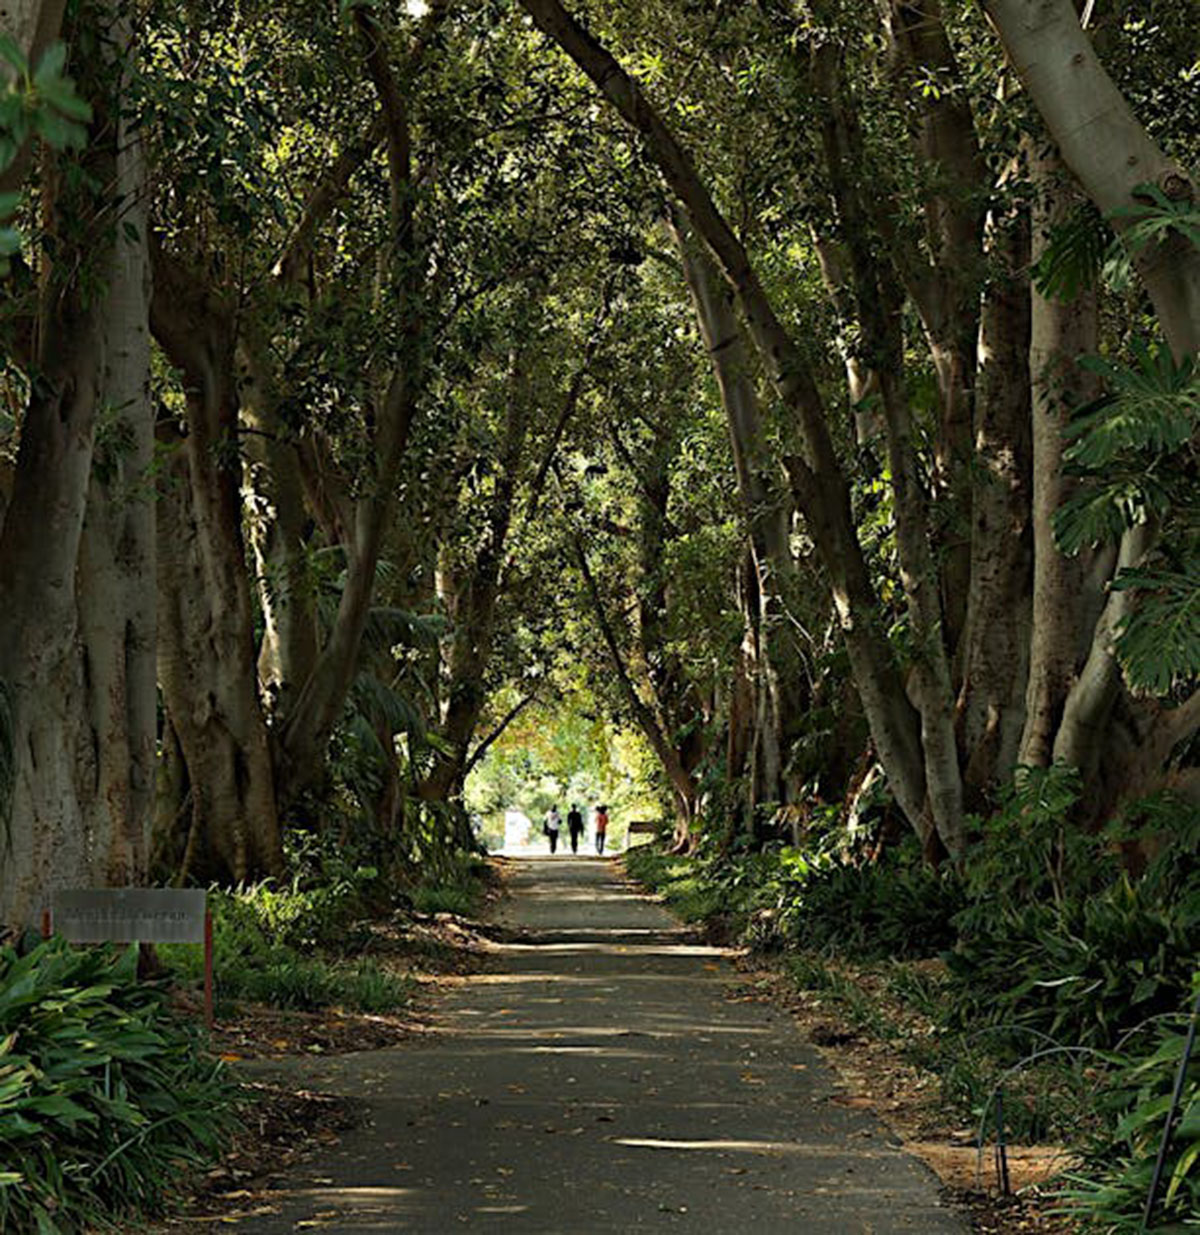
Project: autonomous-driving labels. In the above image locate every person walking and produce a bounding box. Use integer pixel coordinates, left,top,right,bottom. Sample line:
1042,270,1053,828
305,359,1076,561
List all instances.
543,806,562,854
567,804,585,854
593,804,609,855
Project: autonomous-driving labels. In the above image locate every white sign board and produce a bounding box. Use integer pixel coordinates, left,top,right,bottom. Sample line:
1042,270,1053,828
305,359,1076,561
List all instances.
52,888,207,943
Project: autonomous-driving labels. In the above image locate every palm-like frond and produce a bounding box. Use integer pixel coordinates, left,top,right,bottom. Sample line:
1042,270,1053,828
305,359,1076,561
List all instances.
349,670,427,742
1112,566,1200,694
1065,347,1199,469
361,607,447,657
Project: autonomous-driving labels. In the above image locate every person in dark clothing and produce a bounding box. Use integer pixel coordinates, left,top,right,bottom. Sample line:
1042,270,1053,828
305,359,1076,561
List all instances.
567,805,584,853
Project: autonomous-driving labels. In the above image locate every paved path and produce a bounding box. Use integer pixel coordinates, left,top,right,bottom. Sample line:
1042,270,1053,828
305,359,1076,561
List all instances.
232,858,966,1232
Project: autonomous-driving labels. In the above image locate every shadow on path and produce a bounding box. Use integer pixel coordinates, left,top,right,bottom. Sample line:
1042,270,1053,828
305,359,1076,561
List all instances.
222,857,966,1232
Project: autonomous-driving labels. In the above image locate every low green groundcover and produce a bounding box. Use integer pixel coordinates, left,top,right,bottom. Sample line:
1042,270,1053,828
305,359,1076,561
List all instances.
0,938,235,1233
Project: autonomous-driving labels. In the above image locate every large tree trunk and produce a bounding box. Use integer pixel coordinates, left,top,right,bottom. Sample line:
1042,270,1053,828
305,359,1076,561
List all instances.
671,211,799,815
0,318,100,923
814,43,964,859
957,202,1033,797
876,0,988,653
0,9,152,925
155,415,281,883
150,254,282,883
75,116,156,888
1018,146,1101,767
982,0,1200,358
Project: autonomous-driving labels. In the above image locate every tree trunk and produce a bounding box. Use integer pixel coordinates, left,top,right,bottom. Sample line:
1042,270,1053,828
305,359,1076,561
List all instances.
957,202,1033,797
876,0,988,654
150,255,282,882
813,43,964,858
1018,146,1101,767
982,0,1200,358
155,411,282,883
240,333,319,713
0,8,152,925
1052,521,1156,785
75,110,155,887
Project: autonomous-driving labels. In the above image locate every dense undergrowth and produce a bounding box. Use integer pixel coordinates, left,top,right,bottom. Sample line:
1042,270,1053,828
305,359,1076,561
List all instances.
627,770,1200,1231
0,940,235,1234
161,834,490,1017
0,833,492,1231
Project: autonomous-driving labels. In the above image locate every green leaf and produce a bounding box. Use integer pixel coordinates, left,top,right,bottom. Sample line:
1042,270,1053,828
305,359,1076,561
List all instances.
0,34,29,75
32,42,67,86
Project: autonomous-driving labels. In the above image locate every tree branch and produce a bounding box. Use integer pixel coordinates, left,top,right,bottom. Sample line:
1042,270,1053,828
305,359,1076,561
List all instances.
463,691,540,778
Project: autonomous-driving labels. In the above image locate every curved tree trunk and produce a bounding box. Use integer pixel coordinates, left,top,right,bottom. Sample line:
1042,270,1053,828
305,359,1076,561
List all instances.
982,0,1200,358
150,255,282,883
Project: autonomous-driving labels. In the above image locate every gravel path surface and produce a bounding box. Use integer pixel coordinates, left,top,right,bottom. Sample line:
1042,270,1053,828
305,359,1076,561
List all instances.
224,857,967,1232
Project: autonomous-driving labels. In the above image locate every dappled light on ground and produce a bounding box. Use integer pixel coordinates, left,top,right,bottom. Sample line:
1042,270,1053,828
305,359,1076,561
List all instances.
225,859,965,1232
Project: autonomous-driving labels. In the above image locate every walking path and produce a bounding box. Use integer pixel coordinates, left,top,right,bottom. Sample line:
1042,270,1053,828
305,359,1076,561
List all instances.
231,857,966,1231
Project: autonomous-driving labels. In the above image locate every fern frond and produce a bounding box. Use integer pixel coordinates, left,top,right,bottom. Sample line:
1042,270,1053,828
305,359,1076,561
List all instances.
1054,479,1167,555
1033,200,1109,301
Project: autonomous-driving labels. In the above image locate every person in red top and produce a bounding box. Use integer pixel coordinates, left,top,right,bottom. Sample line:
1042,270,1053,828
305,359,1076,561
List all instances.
593,804,609,855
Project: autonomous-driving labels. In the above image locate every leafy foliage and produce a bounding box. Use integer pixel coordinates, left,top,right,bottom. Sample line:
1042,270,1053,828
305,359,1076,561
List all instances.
1110,563,1200,693
0,940,234,1234
1054,344,1199,556
1032,199,1110,301
1066,1015,1200,1231
0,38,92,275
1110,183,1200,253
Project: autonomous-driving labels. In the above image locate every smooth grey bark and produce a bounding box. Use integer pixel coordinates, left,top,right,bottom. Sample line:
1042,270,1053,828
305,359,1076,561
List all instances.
982,0,1200,358
1053,521,1155,781
1018,147,1100,768
0,10,152,925
75,109,155,888
957,203,1032,796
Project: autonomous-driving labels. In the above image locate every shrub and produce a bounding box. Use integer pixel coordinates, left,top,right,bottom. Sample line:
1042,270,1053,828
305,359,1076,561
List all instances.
0,939,234,1233
162,892,413,1015
1065,1014,1200,1230
784,850,965,960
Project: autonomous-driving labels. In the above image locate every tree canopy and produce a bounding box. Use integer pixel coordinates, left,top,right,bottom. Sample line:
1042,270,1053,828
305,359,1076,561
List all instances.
1,0,1197,922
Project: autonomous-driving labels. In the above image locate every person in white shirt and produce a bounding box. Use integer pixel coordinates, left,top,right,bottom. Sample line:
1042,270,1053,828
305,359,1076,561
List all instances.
543,806,562,854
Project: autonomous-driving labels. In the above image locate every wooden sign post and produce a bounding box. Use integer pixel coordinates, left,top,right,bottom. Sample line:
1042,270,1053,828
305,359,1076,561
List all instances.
47,889,213,1029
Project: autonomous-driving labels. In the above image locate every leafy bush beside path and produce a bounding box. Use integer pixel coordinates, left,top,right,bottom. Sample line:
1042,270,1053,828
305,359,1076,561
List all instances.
0,939,235,1234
